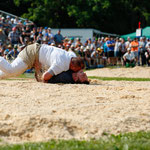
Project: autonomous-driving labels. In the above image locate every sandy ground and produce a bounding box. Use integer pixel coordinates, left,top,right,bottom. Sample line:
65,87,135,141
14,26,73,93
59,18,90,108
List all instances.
86,66,150,78
0,67,150,144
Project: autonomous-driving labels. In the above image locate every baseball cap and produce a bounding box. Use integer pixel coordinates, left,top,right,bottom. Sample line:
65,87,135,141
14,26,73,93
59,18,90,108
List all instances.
80,46,84,49
44,27,48,30
127,48,131,51
86,46,90,50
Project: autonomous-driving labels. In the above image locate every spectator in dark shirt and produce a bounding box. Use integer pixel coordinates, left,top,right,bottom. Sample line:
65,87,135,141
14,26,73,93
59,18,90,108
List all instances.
54,29,64,46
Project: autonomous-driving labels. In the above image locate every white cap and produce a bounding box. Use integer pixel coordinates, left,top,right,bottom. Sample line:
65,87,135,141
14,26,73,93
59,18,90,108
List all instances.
86,46,90,50
80,46,84,49
127,47,131,51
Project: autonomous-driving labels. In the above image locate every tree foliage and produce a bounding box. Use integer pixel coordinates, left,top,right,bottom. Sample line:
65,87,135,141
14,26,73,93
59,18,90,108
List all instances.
1,0,150,34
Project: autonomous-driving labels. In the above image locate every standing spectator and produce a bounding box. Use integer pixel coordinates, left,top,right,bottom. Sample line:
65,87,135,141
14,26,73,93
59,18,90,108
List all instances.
106,37,115,65
47,28,54,44
54,29,64,46
125,37,131,50
119,38,126,60
114,37,121,57
145,43,150,66
103,37,108,57
138,37,146,66
130,38,139,64
8,27,22,46
145,38,150,49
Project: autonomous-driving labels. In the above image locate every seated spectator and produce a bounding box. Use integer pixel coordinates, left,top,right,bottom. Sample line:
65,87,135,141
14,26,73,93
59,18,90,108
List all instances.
91,50,98,67
0,28,7,45
68,37,75,47
23,19,34,26
84,46,91,69
75,37,82,48
42,33,50,44
37,32,43,44
123,48,136,67
7,44,19,61
68,44,78,56
0,43,4,56
30,27,38,43
8,27,22,46
78,46,85,58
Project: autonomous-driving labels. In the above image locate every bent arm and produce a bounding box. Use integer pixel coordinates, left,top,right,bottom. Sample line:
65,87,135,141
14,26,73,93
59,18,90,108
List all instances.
42,71,53,82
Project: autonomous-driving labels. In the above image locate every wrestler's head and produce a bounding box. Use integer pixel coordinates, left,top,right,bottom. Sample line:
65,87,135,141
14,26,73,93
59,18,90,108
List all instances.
69,57,85,72
72,70,89,84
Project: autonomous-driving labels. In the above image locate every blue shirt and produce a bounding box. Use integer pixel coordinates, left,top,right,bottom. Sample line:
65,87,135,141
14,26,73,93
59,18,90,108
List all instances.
106,40,115,51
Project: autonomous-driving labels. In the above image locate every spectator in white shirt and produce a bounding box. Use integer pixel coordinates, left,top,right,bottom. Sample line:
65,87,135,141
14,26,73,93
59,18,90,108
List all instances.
123,48,136,67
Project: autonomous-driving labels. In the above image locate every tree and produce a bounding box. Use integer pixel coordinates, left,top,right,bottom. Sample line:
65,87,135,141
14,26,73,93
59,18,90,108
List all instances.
1,0,147,35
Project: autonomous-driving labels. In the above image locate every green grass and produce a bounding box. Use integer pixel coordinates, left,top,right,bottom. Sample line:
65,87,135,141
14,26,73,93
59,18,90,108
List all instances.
5,73,34,80
17,73,34,79
89,76,150,81
6,73,150,82
0,131,150,150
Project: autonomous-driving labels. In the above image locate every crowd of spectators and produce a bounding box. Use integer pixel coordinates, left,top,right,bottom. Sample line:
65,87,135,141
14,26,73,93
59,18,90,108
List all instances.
0,14,150,70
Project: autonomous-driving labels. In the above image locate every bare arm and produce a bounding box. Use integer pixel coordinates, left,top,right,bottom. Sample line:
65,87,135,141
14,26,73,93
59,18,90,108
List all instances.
42,71,53,82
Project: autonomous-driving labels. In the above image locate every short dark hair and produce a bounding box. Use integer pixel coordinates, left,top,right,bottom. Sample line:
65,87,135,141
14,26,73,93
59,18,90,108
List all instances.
71,57,85,69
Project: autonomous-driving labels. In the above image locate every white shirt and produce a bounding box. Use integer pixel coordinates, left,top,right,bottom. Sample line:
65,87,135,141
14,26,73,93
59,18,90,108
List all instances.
114,41,121,52
123,51,135,61
39,44,76,75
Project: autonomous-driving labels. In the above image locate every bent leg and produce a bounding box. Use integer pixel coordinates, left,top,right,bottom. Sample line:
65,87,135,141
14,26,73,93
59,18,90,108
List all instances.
0,57,28,79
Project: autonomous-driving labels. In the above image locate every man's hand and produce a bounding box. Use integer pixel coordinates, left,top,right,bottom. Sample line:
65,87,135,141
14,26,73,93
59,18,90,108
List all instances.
42,71,53,82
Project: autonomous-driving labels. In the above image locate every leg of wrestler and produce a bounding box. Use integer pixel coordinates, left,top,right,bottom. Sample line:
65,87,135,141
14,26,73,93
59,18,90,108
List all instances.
0,56,28,79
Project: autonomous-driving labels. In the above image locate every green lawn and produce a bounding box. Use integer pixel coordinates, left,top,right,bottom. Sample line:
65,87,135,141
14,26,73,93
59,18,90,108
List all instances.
0,131,150,150
7,73,150,82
